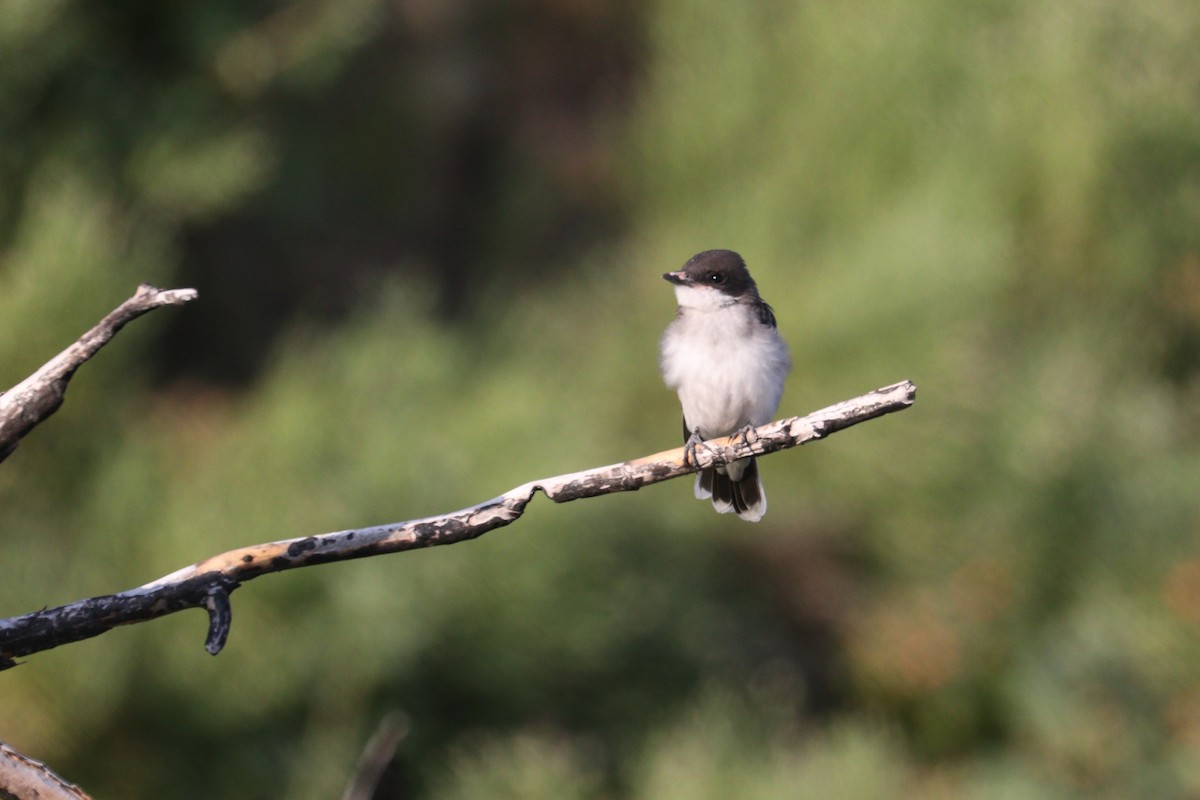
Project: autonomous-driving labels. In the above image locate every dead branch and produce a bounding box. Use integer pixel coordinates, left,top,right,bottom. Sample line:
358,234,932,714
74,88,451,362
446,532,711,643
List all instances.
0,284,198,463
0,380,914,668
0,740,92,800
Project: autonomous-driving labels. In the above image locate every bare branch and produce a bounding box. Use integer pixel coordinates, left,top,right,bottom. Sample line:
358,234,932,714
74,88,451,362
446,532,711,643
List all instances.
0,284,198,463
0,740,92,800
0,380,915,669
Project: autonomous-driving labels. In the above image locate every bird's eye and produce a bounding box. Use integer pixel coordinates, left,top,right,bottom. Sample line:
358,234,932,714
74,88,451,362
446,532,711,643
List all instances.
709,273,724,284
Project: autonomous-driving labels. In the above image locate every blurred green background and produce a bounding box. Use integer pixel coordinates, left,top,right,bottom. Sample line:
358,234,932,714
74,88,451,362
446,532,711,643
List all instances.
3,0,1200,797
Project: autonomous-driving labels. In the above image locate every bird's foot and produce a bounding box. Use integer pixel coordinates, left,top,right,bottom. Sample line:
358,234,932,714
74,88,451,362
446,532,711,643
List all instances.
735,424,760,451
683,429,717,469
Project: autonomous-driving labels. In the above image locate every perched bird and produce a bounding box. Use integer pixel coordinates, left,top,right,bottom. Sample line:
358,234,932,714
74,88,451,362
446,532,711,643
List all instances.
659,250,792,521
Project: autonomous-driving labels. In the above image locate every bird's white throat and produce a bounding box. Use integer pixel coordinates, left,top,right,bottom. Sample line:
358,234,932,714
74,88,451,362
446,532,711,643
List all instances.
672,284,735,312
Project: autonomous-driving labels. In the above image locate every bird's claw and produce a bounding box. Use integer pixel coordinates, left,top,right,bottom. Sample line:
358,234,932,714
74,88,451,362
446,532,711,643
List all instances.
735,424,759,451
683,429,717,469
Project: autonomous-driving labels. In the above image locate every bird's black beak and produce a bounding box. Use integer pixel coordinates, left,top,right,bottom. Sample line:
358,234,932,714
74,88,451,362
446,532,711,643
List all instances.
663,271,689,286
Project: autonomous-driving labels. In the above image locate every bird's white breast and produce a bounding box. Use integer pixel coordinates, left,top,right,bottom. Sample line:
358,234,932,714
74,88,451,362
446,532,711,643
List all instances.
660,294,791,439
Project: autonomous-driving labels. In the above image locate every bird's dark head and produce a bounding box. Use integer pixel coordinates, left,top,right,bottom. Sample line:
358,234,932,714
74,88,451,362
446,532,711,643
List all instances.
663,249,758,300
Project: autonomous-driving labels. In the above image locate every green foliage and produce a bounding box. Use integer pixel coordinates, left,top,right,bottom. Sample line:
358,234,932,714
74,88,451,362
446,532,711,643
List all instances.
3,0,1200,798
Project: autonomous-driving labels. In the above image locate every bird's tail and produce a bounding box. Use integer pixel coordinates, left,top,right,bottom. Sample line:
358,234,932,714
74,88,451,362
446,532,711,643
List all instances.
694,457,766,522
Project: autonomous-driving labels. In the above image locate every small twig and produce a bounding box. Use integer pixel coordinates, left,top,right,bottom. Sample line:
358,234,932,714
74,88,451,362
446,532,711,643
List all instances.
0,380,916,669
0,284,198,463
340,712,410,800
203,585,234,656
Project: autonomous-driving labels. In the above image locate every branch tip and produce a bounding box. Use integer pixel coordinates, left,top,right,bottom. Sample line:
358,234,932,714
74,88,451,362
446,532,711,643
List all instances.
0,283,200,463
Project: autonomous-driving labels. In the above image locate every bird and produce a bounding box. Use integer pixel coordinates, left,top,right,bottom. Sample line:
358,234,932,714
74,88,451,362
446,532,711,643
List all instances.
659,250,792,522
